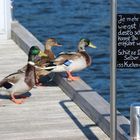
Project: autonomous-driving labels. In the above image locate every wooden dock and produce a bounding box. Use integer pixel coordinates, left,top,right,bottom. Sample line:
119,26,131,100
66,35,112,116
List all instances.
0,40,109,140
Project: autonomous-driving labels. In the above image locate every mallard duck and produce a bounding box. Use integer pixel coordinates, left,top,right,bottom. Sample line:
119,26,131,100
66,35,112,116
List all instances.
35,38,62,85
44,38,62,60
18,38,62,85
35,38,62,67
42,38,96,81
0,46,41,104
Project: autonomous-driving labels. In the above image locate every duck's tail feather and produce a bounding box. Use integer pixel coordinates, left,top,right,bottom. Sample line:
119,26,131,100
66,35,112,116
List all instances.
44,59,73,72
43,62,66,72
2,82,13,89
45,62,57,71
0,79,13,89
34,60,68,72
48,65,65,72
35,63,65,72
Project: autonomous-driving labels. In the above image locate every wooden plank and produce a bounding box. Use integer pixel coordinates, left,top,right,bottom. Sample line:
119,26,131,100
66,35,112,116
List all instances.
53,73,130,140
11,21,44,54
10,21,130,139
0,40,109,140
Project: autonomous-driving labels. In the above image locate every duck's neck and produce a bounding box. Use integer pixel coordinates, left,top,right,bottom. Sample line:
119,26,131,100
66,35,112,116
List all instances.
78,50,86,53
77,46,86,52
25,64,36,87
44,45,55,60
45,44,52,51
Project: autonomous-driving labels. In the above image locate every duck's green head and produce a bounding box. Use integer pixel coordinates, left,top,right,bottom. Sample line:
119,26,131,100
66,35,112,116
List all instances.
28,46,48,66
28,46,40,62
78,38,96,52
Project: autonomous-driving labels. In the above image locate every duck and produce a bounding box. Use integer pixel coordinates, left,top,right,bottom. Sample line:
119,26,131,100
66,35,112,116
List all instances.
35,38,62,85
41,38,96,81
18,38,62,85
44,38,62,60
0,46,41,104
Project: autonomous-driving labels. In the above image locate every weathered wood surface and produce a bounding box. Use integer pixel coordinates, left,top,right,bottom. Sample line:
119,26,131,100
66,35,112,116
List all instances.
0,40,109,140
11,21,44,54
11,21,131,140
53,73,130,140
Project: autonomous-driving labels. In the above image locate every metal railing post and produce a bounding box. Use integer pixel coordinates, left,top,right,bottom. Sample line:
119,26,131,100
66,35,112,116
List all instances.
0,0,12,40
130,103,140,140
110,0,117,140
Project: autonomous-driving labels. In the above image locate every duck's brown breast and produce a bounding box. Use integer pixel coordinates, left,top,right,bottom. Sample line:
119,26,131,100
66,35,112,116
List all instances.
80,52,92,66
25,64,36,88
44,50,55,60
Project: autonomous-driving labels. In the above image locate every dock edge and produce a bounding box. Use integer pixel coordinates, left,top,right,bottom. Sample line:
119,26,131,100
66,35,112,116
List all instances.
11,21,130,140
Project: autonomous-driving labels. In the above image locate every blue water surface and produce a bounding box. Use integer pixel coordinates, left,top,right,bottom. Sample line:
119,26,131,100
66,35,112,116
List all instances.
13,0,140,118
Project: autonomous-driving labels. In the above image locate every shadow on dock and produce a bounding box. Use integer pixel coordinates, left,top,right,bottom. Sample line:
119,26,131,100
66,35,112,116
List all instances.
38,73,57,86
0,92,31,100
59,100,100,140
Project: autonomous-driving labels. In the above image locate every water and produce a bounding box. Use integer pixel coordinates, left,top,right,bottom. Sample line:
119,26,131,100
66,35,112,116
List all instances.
13,0,140,118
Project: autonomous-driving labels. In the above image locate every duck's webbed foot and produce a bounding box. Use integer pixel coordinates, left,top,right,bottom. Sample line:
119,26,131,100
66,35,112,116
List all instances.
11,94,25,104
66,71,80,81
11,99,24,104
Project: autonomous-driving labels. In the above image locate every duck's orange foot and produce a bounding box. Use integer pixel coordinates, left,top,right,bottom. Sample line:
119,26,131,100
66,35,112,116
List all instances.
67,76,80,81
66,71,80,81
11,99,25,104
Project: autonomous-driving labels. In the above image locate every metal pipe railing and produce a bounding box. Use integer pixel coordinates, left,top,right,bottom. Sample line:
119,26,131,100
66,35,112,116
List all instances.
130,103,140,140
110,0,117,139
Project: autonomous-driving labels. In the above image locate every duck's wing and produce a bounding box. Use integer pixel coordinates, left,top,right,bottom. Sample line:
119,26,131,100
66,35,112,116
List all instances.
53,52,81,65
17,65,27,73
0,72,24,89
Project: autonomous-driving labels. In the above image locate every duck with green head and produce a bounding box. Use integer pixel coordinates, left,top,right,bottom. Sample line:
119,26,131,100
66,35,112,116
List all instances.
18,38,62,86
0,46,41,104
43,38,96,81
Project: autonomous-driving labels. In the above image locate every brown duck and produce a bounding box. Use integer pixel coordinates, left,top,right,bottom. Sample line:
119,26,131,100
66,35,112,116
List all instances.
35,38,62,84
